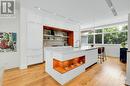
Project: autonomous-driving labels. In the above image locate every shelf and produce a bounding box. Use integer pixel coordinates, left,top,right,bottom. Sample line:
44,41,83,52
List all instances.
43,34,53,37
61,36,69,38
44,34,68,38
43,26,74,46
43,39,65,41
53,56,85,74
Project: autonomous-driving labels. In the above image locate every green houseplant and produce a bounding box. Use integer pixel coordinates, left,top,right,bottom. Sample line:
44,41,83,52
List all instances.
121,42,127,48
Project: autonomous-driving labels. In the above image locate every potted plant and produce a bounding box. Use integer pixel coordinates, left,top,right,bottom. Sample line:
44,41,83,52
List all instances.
120,42,128,63
121,42,127,48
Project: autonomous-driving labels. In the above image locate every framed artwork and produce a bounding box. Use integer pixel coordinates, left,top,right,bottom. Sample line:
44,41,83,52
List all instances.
0,32,16,52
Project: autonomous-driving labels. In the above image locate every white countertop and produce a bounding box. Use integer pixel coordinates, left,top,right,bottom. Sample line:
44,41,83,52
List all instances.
44,46,97,61
45,46,97,54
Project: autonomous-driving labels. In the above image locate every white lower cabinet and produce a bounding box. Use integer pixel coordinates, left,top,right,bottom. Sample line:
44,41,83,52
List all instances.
27,49,43,65
85,49,98,68
27,55,43,65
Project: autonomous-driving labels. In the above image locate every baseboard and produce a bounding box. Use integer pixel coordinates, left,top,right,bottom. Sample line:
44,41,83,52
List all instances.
5,67,19,72
107,56,119,58
20,65,27,69
3,61,45,71
28,62,45,67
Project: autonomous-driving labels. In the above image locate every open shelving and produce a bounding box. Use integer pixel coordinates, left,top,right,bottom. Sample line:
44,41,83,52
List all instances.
53,56,85,74
43,26,74,47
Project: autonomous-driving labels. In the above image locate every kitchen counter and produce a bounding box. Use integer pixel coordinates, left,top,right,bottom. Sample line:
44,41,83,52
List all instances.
45,46,97,61
44,46,98,85
45,46,97,52
52,47,97,53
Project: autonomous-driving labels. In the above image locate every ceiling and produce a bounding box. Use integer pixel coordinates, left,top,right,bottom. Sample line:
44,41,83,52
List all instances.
22,0,130,29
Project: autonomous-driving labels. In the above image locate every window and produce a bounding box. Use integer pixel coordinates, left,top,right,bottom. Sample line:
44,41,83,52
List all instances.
103,25,128,32
122,25,128,31
88,35,94,44
104,25,128,44
111,33,119,44
104,33,113,44
117,32,128,44
95,29,102,44
104,33,119,44
95,29,102,33
104,32,128,44
104,26,119,33
82,24,128,45
95,34,102,44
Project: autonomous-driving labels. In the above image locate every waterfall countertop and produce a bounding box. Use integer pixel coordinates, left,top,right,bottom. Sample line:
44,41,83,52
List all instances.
44,46,98,85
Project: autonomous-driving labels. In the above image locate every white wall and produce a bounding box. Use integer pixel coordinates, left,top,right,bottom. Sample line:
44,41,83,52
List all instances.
126,13,130,85
0,0,20,69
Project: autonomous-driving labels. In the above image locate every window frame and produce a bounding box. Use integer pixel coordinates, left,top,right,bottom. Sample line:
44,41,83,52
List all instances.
86,24,128,45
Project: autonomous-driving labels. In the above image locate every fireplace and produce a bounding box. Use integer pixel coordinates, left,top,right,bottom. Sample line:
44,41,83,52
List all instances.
53,56,85,74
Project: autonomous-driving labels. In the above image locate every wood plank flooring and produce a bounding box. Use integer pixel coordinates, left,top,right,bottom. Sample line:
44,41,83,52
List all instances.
3,57,126,86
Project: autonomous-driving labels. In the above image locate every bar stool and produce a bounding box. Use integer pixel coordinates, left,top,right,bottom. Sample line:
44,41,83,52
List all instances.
102,47,107,60
98,47,106,63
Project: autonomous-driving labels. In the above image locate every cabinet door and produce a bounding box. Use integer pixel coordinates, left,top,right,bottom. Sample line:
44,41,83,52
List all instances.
27,22,43,65
85,49,98,68
27,22,43,49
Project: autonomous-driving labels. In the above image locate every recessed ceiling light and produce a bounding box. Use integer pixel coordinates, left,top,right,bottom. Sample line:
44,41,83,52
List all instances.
53,13,57,15
34,7,41,10
110,6,114,9
38,7,41,10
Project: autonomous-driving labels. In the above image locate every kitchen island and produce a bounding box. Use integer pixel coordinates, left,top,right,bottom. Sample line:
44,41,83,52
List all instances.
44,46,98,85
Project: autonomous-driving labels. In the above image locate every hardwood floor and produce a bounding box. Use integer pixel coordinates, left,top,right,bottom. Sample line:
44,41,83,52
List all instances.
3,57,126,86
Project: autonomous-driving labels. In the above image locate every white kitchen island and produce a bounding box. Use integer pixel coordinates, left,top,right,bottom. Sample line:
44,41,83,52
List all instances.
44,46,98,85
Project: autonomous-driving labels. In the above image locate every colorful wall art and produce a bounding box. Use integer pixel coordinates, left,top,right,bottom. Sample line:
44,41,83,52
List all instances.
0,32,16,52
